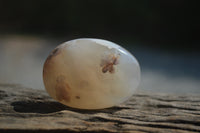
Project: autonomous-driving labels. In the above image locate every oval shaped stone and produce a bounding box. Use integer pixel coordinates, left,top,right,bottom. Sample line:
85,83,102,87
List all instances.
43,38,140,109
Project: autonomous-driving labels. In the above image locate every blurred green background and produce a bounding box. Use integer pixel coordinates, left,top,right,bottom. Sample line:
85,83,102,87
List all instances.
0,0,199,93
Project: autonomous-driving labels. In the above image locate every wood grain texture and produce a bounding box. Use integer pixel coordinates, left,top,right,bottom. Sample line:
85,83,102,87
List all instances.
0,84,200,133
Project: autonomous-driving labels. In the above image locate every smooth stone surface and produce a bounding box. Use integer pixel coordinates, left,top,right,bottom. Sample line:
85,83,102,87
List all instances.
43,39,140,109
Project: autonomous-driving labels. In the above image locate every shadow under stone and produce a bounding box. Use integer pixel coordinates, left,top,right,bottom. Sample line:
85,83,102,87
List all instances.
11,101,68,114
11,100,124,114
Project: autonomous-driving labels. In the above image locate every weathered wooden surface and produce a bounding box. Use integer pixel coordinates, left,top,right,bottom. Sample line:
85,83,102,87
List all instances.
0,84,200,133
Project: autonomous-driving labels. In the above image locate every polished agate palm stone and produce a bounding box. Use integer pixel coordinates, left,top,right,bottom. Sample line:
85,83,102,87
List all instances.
43,38,140,109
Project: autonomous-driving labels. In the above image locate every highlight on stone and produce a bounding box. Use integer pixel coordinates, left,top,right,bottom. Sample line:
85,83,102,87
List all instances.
43,38,140,109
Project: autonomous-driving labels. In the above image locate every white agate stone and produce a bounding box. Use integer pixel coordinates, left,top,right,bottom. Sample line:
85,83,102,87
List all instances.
43,38,140,109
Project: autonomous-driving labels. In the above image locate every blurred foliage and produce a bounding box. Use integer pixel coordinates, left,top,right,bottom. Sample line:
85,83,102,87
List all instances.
0,0,199,50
